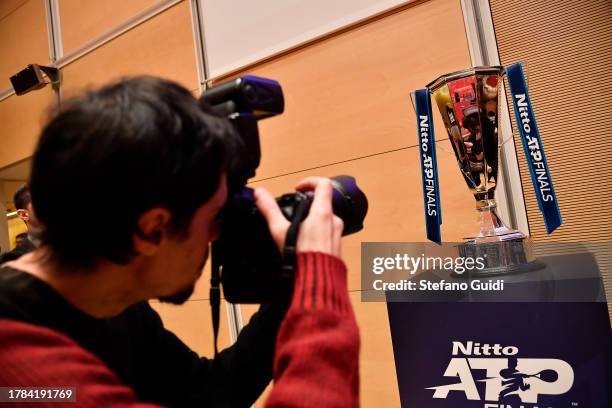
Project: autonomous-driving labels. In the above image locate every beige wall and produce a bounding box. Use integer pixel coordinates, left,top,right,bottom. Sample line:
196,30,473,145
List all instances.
0,0,474,406
0,1,199,169
490,0,612,318
59,0,159,54
60,1,199,98
0,88,54,168
0,0,49,91
0,0,52,168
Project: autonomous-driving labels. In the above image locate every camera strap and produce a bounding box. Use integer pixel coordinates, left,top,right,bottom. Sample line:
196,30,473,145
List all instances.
210,247,221,357
209,197,310,357
280,198,311,282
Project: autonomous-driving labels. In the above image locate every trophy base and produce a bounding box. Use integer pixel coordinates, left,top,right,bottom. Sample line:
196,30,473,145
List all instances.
456,236,545,277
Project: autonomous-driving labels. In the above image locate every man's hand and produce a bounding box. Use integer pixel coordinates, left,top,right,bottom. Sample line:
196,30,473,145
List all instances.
254,177,343,257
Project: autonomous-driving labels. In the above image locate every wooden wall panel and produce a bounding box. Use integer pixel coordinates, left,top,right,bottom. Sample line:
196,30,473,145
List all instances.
0,89,54,168
59,0,159,53
0,0,50,167
2,180,28,211
491,0,612,315
0,0,27,21
0,161,30,183
212,0,471,181
0,0,49,90
349,291,400,407
60,1,199,97
150,299,230,357
0,2,198,168
491,0,612,243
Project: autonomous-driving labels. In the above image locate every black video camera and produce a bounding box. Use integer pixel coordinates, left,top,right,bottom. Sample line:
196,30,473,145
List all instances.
201,76,368,303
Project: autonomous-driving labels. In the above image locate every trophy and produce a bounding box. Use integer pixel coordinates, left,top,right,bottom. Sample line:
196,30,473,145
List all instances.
422,66,542,275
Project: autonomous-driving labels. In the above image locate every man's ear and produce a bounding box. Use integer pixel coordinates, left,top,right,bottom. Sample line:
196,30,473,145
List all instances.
16,209,29,222
133,208,173,256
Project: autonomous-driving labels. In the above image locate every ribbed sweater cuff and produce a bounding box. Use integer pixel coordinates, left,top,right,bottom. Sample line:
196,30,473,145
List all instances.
292,252,350,314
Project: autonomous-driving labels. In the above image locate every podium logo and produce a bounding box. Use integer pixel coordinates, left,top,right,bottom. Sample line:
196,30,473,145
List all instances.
426,341,574,407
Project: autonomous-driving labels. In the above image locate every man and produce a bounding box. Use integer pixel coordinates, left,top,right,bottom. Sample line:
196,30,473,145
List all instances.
0,185,39,263
0,233,31,263
13,184,42,242
14,232,29,248
0,77,358,407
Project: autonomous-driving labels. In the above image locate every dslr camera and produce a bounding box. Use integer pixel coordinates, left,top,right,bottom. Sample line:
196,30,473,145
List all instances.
201,76,368,303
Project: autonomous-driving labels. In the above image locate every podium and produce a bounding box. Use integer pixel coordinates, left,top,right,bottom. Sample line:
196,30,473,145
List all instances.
386,252,611,407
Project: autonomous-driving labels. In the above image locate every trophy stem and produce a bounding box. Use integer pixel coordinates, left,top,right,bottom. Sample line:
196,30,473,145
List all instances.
474,199,524,242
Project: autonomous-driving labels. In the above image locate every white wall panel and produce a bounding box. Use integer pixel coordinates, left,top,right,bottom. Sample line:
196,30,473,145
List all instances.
202,0,410,77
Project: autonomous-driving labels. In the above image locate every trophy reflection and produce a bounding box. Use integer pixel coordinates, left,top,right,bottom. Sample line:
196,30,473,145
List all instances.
427,67,538,274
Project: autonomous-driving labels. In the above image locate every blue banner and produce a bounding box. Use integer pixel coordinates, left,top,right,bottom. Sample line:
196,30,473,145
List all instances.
506,63,562,234
414,89,442,244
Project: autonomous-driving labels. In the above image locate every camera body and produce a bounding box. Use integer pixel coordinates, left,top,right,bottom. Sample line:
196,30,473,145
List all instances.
201,76,367,303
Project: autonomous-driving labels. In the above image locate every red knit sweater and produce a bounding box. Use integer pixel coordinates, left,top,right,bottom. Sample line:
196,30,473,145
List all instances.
0,252,359,407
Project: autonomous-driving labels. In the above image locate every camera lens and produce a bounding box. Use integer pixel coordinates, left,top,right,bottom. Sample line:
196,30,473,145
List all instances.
330,176,368,235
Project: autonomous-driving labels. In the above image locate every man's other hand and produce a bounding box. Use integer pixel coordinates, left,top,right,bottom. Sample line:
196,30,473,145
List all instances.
254,177,343,257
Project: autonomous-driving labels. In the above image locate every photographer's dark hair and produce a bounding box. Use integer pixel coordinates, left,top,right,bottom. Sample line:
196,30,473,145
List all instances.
30,76,236,269
13,184,31,210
